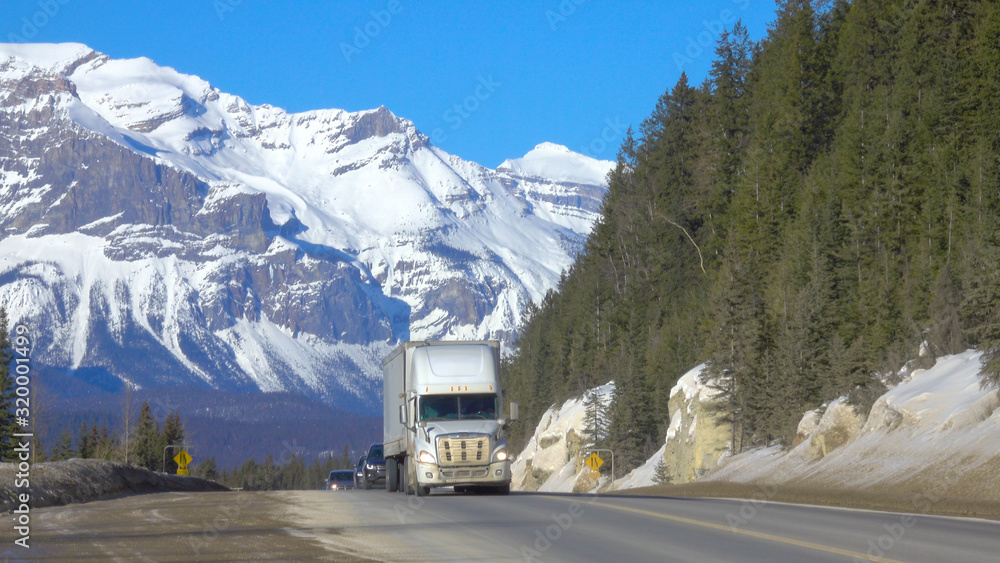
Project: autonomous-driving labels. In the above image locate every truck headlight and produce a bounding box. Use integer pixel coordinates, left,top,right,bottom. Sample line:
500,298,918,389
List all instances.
417,450,435,464
495,449,508,462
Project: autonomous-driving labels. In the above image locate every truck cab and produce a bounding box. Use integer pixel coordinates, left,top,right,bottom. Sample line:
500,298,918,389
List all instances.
383,341,517,496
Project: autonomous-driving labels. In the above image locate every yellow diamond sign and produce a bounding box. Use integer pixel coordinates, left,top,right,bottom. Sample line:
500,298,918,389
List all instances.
585,452,604,471
177,468,189,476
173,450,192,469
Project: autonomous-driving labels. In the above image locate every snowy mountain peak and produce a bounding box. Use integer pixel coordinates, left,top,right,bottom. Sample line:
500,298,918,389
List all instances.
0,42,101,75
498,142,613,186
0,43,611,414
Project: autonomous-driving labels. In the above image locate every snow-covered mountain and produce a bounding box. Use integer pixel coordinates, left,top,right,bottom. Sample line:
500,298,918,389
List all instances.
0,43,613,413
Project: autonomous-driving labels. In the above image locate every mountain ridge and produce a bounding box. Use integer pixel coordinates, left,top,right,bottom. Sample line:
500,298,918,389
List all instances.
0,42,614,416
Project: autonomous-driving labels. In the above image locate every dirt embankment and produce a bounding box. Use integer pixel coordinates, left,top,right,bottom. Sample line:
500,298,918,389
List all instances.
0,458,229,512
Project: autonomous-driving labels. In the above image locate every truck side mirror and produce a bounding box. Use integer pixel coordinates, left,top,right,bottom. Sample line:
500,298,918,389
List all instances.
399,404,406,425
509,401,519,422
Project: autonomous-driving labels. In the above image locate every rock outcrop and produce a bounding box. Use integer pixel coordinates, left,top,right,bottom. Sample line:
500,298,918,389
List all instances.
660,364,731,484
511,383,614,492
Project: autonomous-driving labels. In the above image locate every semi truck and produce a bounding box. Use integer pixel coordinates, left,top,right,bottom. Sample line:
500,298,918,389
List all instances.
382,340,518,496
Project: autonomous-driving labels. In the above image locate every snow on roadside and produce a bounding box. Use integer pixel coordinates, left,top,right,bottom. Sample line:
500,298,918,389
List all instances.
705,350,1000,492
616,442,666,490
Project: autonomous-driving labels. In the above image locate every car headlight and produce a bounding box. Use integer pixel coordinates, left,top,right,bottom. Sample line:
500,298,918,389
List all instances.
366,464,375,469
331,484,337,490
495,449,508,462
417,450,435,464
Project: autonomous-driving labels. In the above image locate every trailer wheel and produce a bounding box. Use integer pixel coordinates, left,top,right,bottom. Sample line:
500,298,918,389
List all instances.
386,458,398,492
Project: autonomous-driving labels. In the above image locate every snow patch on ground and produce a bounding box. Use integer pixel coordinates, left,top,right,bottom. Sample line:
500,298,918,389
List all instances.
705,350,1000,491
616,442,666,490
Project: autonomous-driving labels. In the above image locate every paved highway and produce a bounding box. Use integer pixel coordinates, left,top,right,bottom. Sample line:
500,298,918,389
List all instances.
16,488,1000,561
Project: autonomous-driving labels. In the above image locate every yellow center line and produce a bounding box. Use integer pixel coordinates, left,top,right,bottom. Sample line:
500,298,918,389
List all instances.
541,496,904,563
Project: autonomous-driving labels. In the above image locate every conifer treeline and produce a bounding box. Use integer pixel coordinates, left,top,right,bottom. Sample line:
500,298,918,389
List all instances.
211,446,356,491
502,0,1000,471
30,400,187,470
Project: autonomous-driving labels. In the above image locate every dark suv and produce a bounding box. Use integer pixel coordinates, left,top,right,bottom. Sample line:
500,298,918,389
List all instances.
354,456,366,488
360,443,385,489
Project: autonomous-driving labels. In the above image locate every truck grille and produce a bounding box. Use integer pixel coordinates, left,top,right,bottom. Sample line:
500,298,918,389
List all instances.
441,468,490,479
437,435,490,467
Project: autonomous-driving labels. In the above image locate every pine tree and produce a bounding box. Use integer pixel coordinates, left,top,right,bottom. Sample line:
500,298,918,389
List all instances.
582,388,609,449
196,456,219,481
652,456,672,486
162,411,185,473
77,421,94,458
133,400,162,470
0,309,17,461
340,445,350,470
963,242,1000,386
52,431,74,461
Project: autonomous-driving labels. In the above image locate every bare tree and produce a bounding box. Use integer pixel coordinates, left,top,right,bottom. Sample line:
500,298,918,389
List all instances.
31,377,45,464
120,380,137,464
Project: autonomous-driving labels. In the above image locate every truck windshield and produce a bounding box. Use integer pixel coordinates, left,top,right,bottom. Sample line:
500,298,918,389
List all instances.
420,394,497,421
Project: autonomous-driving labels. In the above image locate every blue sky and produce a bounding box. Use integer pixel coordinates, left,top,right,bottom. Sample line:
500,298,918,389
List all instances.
7,0,777,168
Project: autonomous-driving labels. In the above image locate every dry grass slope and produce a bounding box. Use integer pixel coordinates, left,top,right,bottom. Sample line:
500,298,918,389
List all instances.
0,458,228,512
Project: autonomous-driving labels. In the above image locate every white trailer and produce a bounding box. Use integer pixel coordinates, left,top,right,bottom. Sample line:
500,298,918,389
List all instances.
382,341,518,496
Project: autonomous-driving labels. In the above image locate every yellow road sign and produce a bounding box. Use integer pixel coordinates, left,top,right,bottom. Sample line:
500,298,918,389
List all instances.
585,452,604,470
177,468,189,476
590,470,601,479
173,450,192,468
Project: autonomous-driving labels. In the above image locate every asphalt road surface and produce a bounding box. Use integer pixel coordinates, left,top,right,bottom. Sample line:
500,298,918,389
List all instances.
10,488,1000,561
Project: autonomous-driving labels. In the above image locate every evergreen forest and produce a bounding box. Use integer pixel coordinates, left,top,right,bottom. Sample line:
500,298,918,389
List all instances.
502,0,1000,472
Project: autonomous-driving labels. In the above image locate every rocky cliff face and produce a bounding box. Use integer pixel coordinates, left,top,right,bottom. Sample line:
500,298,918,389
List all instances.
659,364,731,484
0,43,613,413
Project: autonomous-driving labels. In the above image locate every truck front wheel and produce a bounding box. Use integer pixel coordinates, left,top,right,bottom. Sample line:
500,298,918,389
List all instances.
402,457,412,495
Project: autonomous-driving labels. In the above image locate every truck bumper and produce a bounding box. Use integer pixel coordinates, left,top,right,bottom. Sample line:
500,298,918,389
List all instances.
416,460,510,488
